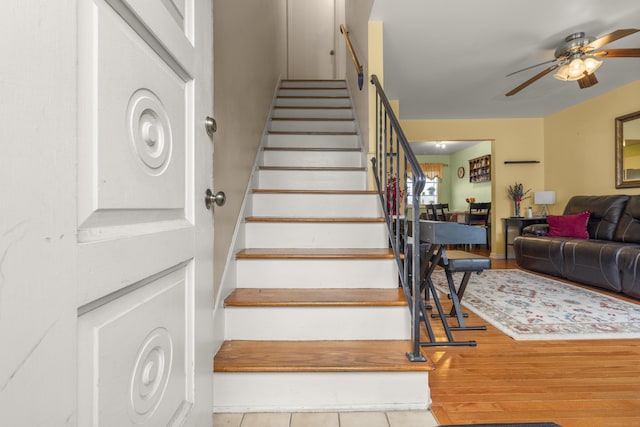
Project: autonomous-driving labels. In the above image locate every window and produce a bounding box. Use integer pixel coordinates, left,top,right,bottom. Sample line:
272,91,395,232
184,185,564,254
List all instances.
406,177,439,205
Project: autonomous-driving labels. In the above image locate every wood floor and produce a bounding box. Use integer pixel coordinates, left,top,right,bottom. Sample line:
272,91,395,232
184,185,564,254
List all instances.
427,254,640,426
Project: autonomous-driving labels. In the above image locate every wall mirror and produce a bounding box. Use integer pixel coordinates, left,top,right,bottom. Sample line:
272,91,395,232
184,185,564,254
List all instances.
615,111,640,188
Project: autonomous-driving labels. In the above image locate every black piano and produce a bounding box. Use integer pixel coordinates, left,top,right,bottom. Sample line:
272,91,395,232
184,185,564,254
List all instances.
410,220,491,347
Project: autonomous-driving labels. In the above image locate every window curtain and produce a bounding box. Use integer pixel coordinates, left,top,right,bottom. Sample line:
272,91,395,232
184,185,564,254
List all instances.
408,163,444,180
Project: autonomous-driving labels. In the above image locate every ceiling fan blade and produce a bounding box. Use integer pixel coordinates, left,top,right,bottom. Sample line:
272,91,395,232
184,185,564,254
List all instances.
578,73,598,89
505,65,559,97
593,48,640,58
586,29,640,50
506,58,558,77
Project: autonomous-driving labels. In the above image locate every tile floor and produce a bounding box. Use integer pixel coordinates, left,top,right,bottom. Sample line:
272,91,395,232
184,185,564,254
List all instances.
214,410,439,427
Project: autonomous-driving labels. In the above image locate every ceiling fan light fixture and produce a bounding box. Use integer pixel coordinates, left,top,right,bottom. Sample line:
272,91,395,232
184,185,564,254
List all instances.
583,57,603,74
553,58,595,81
553,64,572,81
568,58,587,77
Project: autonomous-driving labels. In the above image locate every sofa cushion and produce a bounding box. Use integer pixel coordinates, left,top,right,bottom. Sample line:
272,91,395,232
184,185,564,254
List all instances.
513,236,568,278
545,211,590,239
562,239,627,292
563,195,629,240
614,195,640,244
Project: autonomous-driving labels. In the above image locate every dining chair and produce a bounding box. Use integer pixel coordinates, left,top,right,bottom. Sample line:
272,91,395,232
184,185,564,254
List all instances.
425,204,437,221
466,202,491,249
433,203,449,221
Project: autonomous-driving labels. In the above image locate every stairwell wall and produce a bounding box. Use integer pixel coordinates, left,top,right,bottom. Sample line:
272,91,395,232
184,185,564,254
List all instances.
344,0,375,165
213,0,287,311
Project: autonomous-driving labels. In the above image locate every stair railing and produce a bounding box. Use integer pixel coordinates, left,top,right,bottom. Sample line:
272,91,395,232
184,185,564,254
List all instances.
340,24,364,90
370,74,427,362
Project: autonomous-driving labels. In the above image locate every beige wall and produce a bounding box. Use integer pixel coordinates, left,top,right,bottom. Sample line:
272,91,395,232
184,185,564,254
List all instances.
400,118,545,253
544,80,640,209
213,0,287,297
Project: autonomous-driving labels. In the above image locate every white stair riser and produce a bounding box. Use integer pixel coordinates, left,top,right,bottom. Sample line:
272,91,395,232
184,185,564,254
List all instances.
225,307,410,340
235,259,398,289
280,81,347,89
244,222,387,248
213,371,430,413
270,120,355,132
267,133,359,149
272,108,353,119
251,193,382,217
278,89,349,97
263,150,362,168
276,97,351,107
258,169,366,190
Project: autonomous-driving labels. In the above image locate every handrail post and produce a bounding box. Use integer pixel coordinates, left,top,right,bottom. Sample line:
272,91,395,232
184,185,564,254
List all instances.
370,75,427,362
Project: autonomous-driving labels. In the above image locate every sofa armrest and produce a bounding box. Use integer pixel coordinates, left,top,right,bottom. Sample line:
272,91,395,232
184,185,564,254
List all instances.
522,223,549,236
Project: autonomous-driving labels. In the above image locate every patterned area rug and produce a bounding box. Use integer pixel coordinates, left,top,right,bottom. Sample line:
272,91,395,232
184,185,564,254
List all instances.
431,269,640,340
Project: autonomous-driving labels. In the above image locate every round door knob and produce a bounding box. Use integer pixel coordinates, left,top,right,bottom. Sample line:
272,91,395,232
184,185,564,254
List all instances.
205,189,225,210
205,116,217,137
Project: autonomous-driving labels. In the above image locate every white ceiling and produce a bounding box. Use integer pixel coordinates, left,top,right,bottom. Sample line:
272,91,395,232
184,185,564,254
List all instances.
369,0,640,120
410,140,484,156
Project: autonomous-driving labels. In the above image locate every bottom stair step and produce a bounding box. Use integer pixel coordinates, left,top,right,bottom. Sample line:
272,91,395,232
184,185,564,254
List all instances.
213,340,434,413
214,340,434,373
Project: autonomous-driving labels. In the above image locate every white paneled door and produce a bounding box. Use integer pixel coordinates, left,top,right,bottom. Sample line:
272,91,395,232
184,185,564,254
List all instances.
0,1,214,426
288,0,336,79
76,1,214,425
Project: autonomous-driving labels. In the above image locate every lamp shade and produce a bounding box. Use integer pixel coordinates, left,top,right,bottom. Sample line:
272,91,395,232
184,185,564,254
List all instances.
534,191,556,205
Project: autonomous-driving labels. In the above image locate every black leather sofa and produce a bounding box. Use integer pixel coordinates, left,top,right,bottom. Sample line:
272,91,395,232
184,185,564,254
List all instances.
513,195,640,300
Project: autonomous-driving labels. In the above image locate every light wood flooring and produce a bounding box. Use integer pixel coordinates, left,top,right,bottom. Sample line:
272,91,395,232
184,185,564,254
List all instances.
427,252,640,426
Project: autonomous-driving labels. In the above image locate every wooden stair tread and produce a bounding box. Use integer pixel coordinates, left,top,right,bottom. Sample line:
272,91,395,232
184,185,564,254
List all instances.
214,340,434,373
277,95,349,99
268,131,357,136
263,147,360,152
271,117,354,122
253,189,377,195
236,248,396,259
273,106,351,110
278,86,347,90
224,288,406,307
245,217,384,223
281,79,346,82
259,166,365,171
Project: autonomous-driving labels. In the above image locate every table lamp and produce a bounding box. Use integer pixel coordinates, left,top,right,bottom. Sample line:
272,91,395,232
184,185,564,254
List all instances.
534,191,556,217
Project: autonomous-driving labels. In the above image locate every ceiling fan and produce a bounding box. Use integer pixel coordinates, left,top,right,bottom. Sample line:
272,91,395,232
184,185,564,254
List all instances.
506,28,640,96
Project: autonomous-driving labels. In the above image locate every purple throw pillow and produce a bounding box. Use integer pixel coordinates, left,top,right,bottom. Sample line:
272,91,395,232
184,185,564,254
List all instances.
544,211,590,239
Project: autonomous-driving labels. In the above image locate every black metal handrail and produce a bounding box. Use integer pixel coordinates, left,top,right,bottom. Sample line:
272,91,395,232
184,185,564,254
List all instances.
340,24,364,90
370,74,427,362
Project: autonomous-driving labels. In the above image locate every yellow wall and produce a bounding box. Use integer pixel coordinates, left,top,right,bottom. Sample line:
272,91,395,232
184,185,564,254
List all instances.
400,118,545,253
544,80,640,208
344,1,374,149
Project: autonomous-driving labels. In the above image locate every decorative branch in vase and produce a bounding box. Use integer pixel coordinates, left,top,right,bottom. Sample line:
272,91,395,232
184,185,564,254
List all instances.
507,182,531,217
385,174,404,216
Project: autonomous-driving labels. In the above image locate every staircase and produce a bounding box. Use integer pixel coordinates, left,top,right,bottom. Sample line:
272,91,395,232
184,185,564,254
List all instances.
213,80,433,413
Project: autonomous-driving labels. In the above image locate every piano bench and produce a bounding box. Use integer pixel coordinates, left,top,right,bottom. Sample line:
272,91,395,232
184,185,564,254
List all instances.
433,250,490,332
439,250,491,272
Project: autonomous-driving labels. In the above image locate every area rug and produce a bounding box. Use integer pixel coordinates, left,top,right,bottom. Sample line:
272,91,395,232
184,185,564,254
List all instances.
430,269,640,340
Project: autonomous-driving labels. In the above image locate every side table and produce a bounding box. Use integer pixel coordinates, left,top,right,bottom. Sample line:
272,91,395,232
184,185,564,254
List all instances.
502,217,546,259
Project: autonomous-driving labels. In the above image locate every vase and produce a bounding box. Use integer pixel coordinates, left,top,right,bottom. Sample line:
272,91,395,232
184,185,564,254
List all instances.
513,200,521,217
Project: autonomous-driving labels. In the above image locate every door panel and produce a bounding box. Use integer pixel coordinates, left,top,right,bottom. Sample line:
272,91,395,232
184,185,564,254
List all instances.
78,267,194,425
77,0,192,304
77,0,213,425
288,0,335,79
